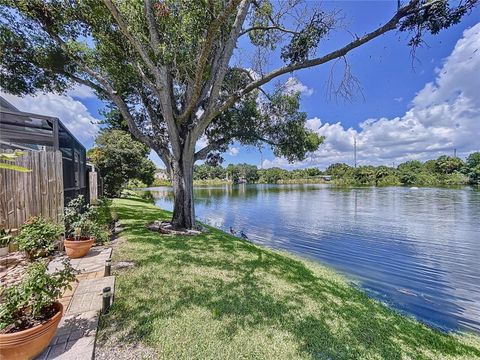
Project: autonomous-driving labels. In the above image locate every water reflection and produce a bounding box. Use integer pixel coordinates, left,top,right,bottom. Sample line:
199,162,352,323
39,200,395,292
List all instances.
141,184,480,334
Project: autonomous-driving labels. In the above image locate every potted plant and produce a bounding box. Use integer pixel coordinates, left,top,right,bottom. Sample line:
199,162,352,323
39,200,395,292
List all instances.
63,195,98,258
63,220,95,259
0,259,76,360
0,229,13,256
16,217,63,260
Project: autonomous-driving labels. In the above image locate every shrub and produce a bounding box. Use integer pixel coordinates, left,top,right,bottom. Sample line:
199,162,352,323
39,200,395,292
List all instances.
94,198,114,228
0,260,76,333
17,217,63,258
64,195,112,244
64,195,89,237
120,189,137,198
376,174,401,187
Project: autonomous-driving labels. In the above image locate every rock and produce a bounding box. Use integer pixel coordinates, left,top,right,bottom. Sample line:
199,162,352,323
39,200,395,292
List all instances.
113,261,136,271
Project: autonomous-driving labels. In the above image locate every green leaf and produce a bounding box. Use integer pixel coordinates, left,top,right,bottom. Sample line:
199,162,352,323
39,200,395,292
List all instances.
0,163,32,172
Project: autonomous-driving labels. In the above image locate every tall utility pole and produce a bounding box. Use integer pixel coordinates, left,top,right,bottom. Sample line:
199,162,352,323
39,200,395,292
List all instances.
354,136,357,168
454,148,457,157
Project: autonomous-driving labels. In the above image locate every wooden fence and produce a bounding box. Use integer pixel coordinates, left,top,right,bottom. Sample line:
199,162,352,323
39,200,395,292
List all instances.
0,150,64,230
89,171,98,205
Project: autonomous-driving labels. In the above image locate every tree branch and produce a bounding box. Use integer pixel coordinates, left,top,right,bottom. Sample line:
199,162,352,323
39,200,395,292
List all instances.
209,0,427,122
178,0,243,124
239,25,299,36
194,143,217,161
64,74,107,96
193,0,251,141
102,0,181,157
144,0,162,55
103,0,159,80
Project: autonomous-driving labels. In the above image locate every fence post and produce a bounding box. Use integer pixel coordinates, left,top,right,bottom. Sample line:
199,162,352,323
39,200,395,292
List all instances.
89,171,98,204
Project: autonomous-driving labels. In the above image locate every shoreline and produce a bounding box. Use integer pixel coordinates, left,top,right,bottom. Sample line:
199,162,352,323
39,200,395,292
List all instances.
96,197,480,359
142,182,475,190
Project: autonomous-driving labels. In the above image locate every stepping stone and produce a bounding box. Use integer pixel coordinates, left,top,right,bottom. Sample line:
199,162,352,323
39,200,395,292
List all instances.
36,310,98,360
70,248,112,274
66,276,115,316
35,249,115,359
37,276,115,359
48,248,112,275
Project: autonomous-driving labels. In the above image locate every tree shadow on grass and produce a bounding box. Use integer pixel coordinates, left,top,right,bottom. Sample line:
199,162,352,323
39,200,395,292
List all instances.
103,198,480,359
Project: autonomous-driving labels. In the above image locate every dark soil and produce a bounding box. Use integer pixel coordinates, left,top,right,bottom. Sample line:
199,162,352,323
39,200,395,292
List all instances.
0,304,59,334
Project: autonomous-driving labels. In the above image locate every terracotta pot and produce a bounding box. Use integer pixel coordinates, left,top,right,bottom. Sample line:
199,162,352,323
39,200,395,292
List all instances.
64,237,94,258
0,302,63,360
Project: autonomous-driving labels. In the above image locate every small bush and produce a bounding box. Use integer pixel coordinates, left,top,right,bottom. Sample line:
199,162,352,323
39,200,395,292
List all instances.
64,195,113,244
0,259,76,332
94,198,114,227
120,189,138,198
64,195,89,237
17,217,63,258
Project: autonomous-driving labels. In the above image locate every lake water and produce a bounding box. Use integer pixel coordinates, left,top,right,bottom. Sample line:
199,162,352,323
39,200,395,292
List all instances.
141,184,480,334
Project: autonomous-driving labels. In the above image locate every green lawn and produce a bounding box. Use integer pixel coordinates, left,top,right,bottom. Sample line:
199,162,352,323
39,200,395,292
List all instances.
97,198,480,360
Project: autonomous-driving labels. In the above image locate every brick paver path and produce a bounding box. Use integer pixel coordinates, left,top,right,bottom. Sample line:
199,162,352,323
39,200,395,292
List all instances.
37,248,115,360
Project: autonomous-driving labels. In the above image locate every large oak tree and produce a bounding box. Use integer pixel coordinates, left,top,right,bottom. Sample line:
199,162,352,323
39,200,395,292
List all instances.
1,0,477,228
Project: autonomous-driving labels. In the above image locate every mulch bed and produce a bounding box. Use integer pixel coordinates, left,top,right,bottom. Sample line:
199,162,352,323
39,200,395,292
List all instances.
146,220,207,236
0,251,70,288
0,251,30,288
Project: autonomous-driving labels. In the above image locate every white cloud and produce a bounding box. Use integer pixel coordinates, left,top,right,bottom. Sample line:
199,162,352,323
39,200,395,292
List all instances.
264,23,480,169
1,91,100,146
66,84,97,99
196,135,209,152
305,117,322,131
283,77,314,96
228,147,239,156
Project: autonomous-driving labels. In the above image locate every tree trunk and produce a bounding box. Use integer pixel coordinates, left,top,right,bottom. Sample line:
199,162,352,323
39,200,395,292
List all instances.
170,154,195,229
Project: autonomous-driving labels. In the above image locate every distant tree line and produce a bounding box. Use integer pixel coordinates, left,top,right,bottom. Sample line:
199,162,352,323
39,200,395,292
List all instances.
186,152,480,186
192,163,322,184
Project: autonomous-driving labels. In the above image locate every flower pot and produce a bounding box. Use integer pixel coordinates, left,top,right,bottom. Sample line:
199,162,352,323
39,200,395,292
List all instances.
64,237,94,258
0,302,63,360
0,246,8,256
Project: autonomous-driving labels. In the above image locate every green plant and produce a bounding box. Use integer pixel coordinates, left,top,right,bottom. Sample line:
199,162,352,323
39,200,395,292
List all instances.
120,189,137,198
64,195,112,244
0,151,31,172
88,223,110,244
16,217,63,258
0,229,13,247
0,259,76,332
64,195,89,237
94,198,114,228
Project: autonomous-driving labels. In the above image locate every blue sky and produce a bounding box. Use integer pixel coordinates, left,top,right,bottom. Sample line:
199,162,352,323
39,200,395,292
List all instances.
2,1,479,170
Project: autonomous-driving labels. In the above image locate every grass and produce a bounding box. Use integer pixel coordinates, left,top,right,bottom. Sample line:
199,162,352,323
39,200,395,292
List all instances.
97,197,480,360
